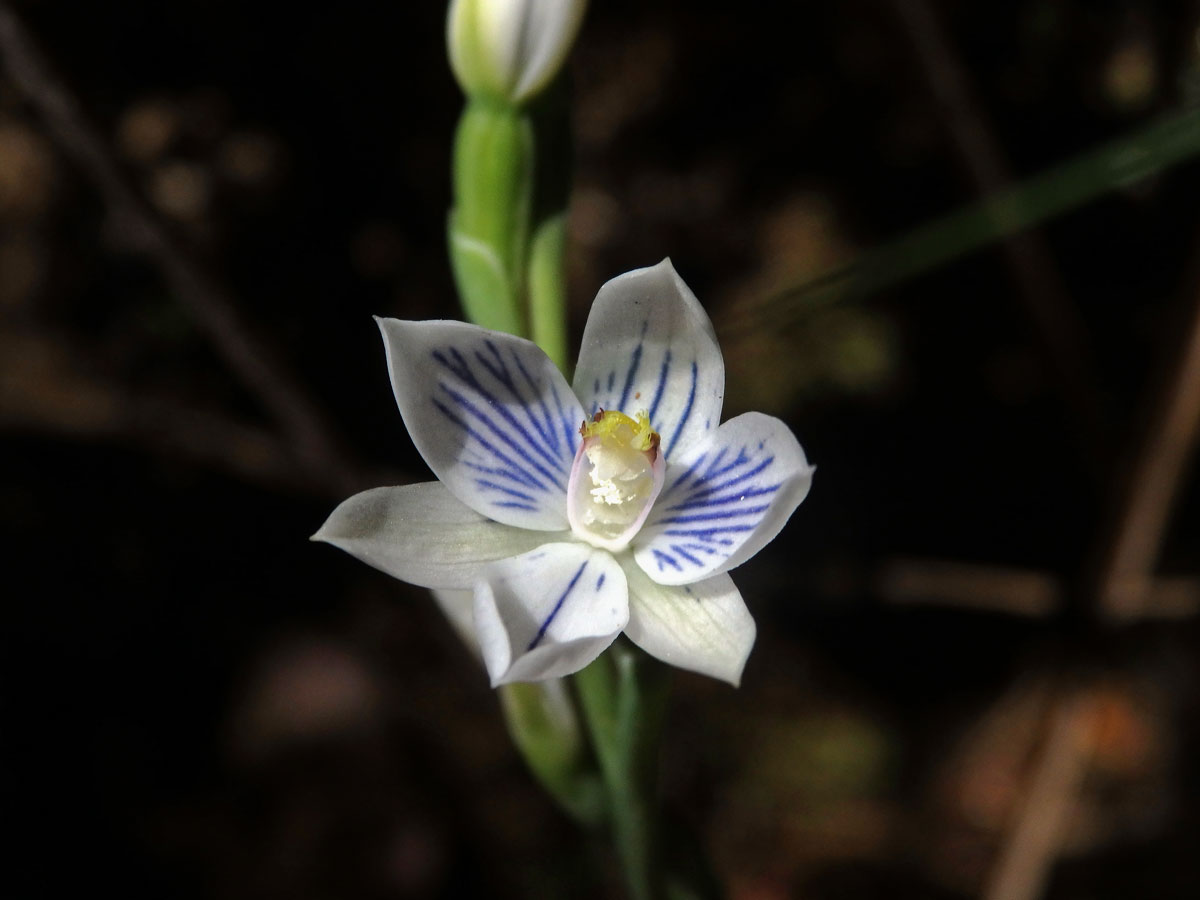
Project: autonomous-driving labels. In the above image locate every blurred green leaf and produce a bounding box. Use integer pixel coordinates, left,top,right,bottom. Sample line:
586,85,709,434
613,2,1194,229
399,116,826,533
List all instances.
739,104,1200,332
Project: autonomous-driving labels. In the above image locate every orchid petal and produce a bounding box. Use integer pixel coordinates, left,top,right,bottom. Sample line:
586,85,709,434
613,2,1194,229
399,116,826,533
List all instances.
431,589,480,656
473,542,628,685
621,560,755,686
312,482,559,588
377,318,584,530
633,412,814,585
573,260,724,460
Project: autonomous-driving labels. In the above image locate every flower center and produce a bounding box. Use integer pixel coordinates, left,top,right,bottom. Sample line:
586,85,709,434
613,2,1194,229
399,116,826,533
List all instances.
567,409,665,552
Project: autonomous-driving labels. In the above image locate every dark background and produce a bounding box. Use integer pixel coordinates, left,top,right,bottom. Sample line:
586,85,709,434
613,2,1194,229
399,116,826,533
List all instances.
4,1,1199,897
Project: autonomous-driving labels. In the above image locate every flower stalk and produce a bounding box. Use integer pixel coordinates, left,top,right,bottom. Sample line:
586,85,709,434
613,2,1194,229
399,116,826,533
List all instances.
527,210,569,370
448,99,533,335
575,643,671,900
499,680,607,827
320,4,806,894
446,0,581,359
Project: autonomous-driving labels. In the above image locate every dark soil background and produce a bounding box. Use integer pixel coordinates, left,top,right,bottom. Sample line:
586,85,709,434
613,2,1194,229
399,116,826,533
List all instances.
4,1,1200,897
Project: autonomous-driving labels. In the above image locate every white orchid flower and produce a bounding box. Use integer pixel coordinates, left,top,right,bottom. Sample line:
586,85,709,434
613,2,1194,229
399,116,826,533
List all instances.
447,0,588,105
314,261,814,687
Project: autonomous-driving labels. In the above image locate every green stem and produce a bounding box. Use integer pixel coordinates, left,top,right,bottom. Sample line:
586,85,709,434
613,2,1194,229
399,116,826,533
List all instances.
575,644,671,900
448,99,534,335
528,213,570,372
498,681,608,828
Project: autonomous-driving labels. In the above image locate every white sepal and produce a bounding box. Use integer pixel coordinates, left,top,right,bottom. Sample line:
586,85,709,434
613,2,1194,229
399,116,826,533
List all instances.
431,589,480,657
621,559,756,687
473,542,628,685
311,482,558,588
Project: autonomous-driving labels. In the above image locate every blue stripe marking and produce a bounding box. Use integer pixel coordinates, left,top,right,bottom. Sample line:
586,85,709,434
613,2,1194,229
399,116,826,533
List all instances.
436,345,571,472
660,444,778,510
617,342,643,410
494,501,539,511
687,456,776,499
666,484,783,511
671,544,704,566
662,451,707,498
436,384,567,489
550,381,580,455
702,447,730,478
653,503,771,525
527,561,588,650
513,351,562,456
667,487,787,513
432,398,548,491
664,360,698,458
652,549,682,572
461,458,544,491
474,480,538,501
663,524,757,538
705,448,752,481
433,348,570,479
474,480,537,502
474,340,513,389
475,345,557,453
596,573,606,591
648,350,671,422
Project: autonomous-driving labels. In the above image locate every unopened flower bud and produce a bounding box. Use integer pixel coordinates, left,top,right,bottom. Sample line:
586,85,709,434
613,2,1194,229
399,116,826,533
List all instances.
447,0,588,105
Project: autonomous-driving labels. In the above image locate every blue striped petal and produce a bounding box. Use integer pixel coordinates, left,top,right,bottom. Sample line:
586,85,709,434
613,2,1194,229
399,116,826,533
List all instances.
377,318,584,531
473,543,629,685
633,412,814,586
572,260,724,461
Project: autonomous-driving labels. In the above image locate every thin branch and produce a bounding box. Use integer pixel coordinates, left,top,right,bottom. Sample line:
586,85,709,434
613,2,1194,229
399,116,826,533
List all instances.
0,2,359,492
1089,238,1200,619
976,239,1200,900
877,559,1059,617
0,334,395,496
981,687,1098,900
876,558,1199,620
890,0,1108,474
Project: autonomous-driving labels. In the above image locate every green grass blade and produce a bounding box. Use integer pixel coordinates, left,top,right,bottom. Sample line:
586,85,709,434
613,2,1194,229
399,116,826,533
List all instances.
739,105,1200,332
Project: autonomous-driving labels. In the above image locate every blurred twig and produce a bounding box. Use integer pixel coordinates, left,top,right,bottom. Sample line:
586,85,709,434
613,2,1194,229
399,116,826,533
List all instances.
876,558,1199,619
0,330,381,496
981,687,1099,900
0,2,360,492
1088,235,1200,620
890,0,1105,470
981,235,1200,900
